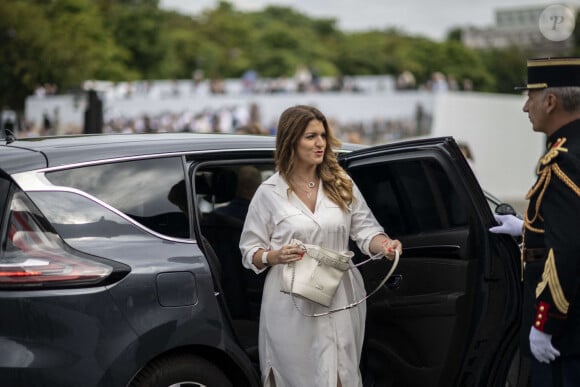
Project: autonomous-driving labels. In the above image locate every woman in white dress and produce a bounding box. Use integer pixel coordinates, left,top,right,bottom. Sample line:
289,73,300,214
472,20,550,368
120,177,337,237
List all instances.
240,105,403,387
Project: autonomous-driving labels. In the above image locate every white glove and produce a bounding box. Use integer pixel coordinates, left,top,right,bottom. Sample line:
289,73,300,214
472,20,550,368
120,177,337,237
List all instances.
529,327,560,363
489,214,523,237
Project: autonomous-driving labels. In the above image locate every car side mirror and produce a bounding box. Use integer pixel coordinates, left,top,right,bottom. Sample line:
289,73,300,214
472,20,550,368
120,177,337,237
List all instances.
495,203,517,216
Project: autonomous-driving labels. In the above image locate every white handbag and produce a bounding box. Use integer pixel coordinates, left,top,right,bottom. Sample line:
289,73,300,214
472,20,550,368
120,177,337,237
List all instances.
280,239,400,317
280,239,354,307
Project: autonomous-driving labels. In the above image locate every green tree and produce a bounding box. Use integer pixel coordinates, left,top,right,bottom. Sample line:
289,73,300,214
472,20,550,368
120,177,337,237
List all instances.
45,0,135,84
446,27,463,42
0,0,133,109
336,31,395,75
479,47,531,94
0,0,546,112
0,1,50,109
100,1,167,79
159,12,206,79
191,1,257,78
244,5,341,78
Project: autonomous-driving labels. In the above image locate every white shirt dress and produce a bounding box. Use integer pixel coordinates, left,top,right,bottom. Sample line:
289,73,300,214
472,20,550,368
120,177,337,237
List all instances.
240,172,386,387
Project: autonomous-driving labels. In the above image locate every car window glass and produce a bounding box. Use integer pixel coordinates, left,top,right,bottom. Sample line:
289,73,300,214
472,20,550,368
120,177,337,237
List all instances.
28,190,155,240
350,158,467,236
45,157,189,239
194,164,273,217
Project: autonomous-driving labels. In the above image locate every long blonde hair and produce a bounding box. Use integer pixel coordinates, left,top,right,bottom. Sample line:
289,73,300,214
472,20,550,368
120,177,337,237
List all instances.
275,105,353,211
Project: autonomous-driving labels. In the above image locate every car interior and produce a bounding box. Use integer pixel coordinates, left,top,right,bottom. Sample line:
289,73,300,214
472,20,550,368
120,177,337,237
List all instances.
194,164,272,365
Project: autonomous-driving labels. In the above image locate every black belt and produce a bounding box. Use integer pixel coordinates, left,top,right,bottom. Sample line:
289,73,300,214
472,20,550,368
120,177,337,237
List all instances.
522,248,547,263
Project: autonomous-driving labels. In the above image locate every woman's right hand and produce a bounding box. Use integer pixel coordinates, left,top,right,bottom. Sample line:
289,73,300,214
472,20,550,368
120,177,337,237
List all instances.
274,243,306,264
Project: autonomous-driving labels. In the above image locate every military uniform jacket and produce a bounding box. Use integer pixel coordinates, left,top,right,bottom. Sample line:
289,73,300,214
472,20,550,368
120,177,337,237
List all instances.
522,118,580,356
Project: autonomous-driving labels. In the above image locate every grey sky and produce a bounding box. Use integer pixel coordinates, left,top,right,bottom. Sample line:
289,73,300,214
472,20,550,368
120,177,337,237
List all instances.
159,0,579,41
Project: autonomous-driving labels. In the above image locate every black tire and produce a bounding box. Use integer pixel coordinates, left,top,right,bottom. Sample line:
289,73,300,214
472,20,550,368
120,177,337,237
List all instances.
129,354,233,387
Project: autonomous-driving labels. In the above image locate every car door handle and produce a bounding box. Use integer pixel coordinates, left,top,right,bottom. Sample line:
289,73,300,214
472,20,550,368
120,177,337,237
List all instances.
400,245,461,258
384,274,403,290
403,245,460,252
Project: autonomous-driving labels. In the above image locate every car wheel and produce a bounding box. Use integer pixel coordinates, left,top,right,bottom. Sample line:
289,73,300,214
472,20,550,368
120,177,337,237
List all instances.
129,354,233,387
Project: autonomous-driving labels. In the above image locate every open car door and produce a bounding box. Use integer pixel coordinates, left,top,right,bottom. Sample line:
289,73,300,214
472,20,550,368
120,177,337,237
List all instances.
341,137,522,386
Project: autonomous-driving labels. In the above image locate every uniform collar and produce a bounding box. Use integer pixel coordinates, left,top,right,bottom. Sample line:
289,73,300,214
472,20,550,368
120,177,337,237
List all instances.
547,118,580,148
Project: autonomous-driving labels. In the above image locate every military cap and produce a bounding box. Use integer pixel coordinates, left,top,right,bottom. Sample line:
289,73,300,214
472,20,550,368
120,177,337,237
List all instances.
516,57,580,90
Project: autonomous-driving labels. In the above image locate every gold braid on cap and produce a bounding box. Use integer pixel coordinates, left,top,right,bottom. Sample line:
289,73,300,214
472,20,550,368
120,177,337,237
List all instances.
536,249,570,314
528,58,580,67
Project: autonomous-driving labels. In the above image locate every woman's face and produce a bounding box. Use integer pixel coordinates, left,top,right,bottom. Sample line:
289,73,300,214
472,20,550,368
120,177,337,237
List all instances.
295,119,326,168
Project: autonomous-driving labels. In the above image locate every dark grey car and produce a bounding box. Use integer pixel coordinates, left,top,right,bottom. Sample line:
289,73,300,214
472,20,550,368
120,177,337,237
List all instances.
0,133,523,386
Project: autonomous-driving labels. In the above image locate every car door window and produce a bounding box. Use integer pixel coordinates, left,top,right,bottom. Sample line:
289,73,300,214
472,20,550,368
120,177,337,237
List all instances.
349,158,467,237
45,157,190,239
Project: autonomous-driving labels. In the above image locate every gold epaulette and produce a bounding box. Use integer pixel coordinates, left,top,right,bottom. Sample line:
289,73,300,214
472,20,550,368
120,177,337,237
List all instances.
539,137,568,168
525,137,580,229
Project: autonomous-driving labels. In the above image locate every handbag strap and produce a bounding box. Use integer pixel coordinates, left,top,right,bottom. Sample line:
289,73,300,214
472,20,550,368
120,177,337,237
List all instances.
306,244,352,271
288,249,400,317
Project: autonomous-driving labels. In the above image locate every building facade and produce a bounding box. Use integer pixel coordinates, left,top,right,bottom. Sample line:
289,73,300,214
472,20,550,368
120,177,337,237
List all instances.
462,4,577,56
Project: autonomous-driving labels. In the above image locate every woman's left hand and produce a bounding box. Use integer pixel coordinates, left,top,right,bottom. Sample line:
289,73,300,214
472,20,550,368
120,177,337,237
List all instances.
382,239,403,261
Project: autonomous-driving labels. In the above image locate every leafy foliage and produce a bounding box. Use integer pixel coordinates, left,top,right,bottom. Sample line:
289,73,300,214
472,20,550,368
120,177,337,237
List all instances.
1,0,574,110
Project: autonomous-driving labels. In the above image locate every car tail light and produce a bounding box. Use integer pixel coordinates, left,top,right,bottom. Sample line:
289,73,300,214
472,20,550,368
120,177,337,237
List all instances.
0,193,112,288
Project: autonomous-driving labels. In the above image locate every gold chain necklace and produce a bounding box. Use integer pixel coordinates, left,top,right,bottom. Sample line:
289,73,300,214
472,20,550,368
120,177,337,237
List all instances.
293,176,318,199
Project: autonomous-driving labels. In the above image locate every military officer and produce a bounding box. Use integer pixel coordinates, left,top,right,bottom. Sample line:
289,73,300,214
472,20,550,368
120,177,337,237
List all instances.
490,57,580,387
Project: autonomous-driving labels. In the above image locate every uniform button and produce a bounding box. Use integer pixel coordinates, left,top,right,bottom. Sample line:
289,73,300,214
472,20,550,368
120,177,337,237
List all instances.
535,321,541,327
540,306,545,312
538,314,543,319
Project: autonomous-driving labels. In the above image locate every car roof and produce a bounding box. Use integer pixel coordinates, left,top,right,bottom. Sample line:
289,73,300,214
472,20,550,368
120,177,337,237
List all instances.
0,132,365,174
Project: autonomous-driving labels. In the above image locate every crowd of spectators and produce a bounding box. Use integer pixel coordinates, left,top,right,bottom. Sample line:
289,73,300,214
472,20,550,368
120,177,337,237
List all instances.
32,66,473,102
34,83,59,97
83,72,365,102
21,66,447,142
102,104,263,136
14,99,430,146
82,68,472,102
98,101,430,146
396,70,474,92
